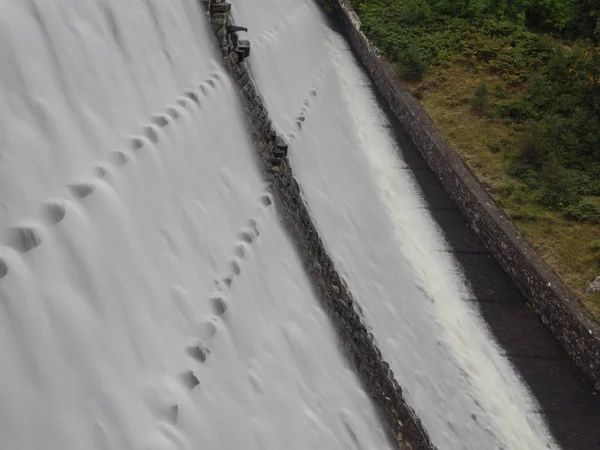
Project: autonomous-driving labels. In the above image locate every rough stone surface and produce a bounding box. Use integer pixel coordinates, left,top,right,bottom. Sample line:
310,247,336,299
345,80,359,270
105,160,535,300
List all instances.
203,1,434,449
587,277,600,294
328,0,600,389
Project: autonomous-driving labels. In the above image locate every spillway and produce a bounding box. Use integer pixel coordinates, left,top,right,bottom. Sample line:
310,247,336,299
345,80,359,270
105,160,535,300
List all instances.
234,1,559,448
0,0,582,448
0,1,390,448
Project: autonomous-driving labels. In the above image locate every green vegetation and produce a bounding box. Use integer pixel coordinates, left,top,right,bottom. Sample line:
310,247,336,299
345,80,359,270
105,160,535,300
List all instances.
350,0,600,316
471,81,490,114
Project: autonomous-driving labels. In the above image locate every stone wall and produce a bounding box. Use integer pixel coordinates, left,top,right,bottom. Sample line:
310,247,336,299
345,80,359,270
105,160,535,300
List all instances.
328,0,600,388
202,1,435,448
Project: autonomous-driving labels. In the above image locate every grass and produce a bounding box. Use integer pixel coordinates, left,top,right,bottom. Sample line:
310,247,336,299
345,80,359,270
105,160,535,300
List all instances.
408,61,600,318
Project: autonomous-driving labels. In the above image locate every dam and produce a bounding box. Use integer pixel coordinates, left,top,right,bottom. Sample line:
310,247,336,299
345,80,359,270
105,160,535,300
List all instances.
0,0,598,449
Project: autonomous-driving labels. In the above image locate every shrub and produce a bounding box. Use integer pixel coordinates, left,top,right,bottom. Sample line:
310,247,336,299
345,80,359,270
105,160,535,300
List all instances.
399,0,433,24
589,239,600,253
591,240,600,264
576,0,600,40
471,81,490,114
524,0,576,32
509,162,541,188
487,139,502,153
497,178,517,196
577,164,600,196
397,45,428,81
497,99,535,122
519,118,554,166
518,113,591,168
565,199,600,222
538,157,579,208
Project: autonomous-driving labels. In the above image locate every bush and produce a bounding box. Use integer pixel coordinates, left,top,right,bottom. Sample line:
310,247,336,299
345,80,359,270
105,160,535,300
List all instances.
565,199,600,222
497,179,517,195
519,110,600,169
524,0,576,32
538,157,579,208
399,0,433,24
575,0,600,40
509,162,541,188
590,239,600,252
497,99,535,122
397,45,428,81
519,117,559,166
471,81,490,114
487,139,502,153
577,164,600,196
591,240,600,265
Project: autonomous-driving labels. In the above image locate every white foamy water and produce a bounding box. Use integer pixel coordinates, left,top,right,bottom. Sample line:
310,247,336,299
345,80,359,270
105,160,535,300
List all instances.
234,0,560,448
0,1,391,449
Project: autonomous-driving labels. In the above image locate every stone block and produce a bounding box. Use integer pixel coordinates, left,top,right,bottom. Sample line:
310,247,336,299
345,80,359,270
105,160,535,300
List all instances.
209,2,231,13
236,39,251,58
211,13,228,26
228,52,239,65
216,26,227,37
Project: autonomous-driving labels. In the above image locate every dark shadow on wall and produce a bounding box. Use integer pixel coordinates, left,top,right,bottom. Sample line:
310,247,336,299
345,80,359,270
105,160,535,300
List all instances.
322,14,600,450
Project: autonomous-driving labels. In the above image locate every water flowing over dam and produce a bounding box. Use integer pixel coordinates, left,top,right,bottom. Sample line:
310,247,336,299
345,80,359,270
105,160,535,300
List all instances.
0,0,595,448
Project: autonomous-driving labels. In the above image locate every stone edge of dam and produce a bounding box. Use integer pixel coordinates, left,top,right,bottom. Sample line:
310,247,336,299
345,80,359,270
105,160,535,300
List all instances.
202,0,437,448
327,0,600,389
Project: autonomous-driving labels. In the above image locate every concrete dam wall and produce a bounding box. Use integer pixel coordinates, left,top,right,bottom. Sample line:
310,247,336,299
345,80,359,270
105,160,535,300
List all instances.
0,0,599,449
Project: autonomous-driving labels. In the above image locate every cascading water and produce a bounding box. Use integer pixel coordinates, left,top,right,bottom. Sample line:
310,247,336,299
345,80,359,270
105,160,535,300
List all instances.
0,0,390,448
233,0,560,449
0,0,566,448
